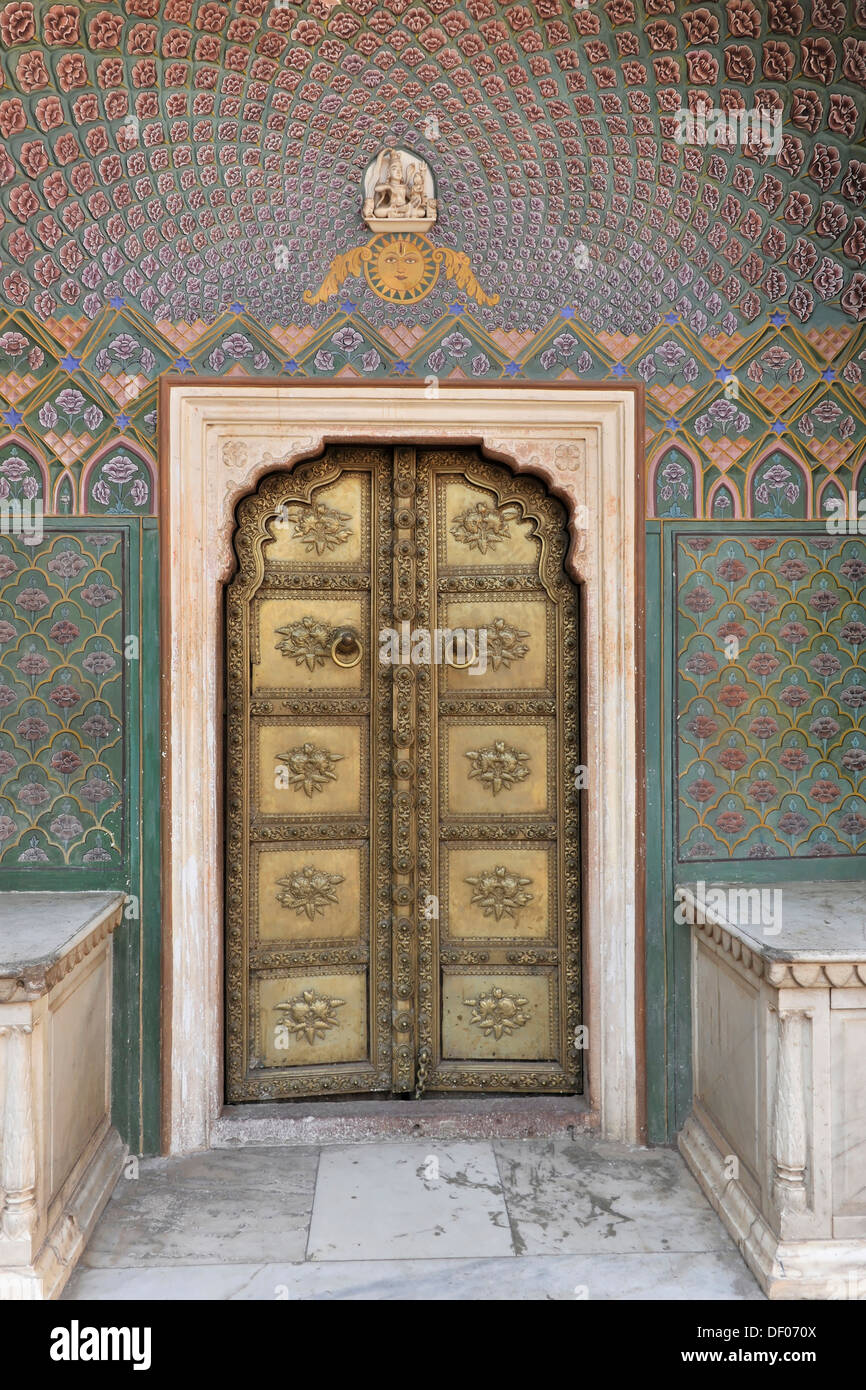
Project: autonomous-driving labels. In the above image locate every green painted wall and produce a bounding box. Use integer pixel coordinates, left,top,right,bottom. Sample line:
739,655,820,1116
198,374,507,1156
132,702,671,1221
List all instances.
0,517,160,1152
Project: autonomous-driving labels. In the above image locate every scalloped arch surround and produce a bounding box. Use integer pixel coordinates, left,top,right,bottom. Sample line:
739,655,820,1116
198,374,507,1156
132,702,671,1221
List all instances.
161,380,640,1152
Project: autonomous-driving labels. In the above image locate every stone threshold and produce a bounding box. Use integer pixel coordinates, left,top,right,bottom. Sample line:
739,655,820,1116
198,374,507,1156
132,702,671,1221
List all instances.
212,1096,595,1147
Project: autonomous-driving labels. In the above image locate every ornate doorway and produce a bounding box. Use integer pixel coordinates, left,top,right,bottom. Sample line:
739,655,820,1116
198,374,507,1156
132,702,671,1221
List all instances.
225,445,581,1102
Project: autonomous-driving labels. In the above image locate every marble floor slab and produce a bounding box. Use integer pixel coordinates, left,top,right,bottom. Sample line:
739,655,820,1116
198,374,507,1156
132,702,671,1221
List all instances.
79,1147,320,1268
65,1251,763,1301
62,1137,764,1300
308,1142,515,1261
493,1136,734,1256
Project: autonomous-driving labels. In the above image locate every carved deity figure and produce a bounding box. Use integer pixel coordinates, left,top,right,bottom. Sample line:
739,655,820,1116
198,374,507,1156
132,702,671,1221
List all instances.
407,166,427,217
373,149,410,218
362,148,437,230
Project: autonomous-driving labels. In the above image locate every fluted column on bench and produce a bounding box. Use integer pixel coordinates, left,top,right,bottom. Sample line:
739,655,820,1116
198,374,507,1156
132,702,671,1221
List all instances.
0,1024,37,1242
772,1008,810,1222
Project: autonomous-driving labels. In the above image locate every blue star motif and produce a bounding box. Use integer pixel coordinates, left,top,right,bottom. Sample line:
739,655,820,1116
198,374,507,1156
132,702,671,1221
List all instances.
560,307,575,319
504,362,521,377
611,363,627,378
108,295,125,309
341,301,357,314
283,359,299,374
665,418,680,431
171,357,192,373
772,420,788,435
664,312,679,325
2,407,23,427
229,302,245,315
714,367,731,382
60,354,81,372
448,303,464,315
115,413,131,429
769,311,787,327
394,360,410,376
821,368,835,382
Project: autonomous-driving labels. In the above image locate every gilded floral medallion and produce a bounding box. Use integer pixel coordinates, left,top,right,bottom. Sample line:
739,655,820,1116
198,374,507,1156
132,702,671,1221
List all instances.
450,501,519,555
277,864,345,920
275,989,345,1045
465,864,534,922
465,740,531,795
484,617,530,670
463,986,530,1039
274,615,332,670
279,501,352,555
278,741,343,797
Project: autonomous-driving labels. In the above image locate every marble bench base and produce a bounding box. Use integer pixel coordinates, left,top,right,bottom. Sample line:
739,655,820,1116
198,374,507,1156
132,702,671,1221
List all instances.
1,1127,125,1300
676,880,866,1302
680,1113,866,1300
0,892,126,1301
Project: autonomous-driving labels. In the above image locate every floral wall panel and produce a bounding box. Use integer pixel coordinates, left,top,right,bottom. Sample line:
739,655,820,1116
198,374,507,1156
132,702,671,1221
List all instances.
677,530,866,863
0,523,127,871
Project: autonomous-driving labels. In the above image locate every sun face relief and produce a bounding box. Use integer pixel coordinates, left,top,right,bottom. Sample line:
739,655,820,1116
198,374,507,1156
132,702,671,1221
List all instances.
364,232,437,303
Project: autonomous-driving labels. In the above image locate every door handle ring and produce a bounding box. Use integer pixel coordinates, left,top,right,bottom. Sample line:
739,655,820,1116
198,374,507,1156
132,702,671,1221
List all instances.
331,628,363,668
445,633,479,669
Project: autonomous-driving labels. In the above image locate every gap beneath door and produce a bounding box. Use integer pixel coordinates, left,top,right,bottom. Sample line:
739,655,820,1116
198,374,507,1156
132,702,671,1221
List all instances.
212,1096,594,1147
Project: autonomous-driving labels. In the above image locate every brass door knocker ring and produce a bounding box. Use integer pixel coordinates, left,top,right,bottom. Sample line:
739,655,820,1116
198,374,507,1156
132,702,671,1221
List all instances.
331,628,363,668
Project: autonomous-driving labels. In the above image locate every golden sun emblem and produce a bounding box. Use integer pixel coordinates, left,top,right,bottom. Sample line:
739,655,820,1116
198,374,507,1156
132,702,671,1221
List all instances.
364,232,438,303
304,232,499,308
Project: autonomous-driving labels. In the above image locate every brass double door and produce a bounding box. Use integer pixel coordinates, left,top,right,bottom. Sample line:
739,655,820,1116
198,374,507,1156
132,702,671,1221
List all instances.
225,445,581,1101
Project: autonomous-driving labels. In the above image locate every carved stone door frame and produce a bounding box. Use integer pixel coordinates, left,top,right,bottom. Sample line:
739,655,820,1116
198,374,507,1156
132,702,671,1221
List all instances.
160,381,644,1154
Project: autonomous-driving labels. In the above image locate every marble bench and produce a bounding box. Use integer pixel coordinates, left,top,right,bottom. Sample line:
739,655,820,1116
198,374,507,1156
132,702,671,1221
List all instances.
675,879,866,1300
0,892,126,1300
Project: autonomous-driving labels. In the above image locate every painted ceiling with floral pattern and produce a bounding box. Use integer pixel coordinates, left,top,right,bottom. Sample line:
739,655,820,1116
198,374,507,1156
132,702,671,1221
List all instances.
0,0,863,334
